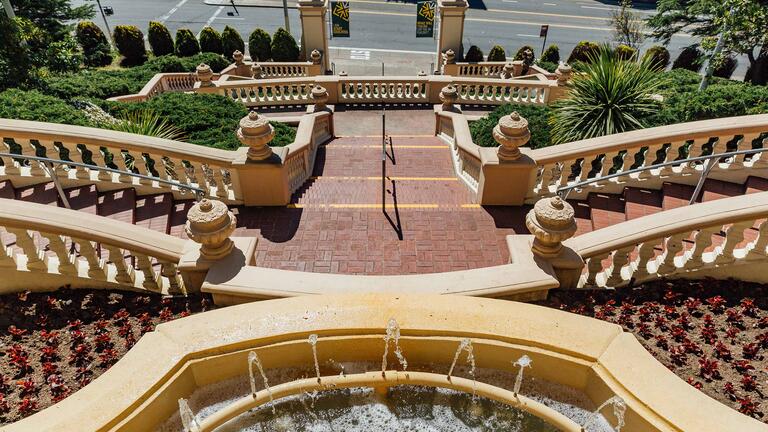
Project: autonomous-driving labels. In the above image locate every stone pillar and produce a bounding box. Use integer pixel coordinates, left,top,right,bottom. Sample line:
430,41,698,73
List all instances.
310,85,329,112
439,85,460,113
238,111,275,161
494,112,530,161
232,50,251,77
437,0,468,65
185,199,237,260
196,63,214,87
525,196,583,288
442,49,458,75
549,63,573,102
298,0,330,73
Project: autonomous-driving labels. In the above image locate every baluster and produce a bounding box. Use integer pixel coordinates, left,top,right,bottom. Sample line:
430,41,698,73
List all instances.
70,145,92,180
746,220,768,259
735,133,760,166
656,232,688,275
714,221,752,264
656,142,677,176
112,150,132,183
632,241,658,280
18,139,45,176
639,144,665,179
0,228,17,268
7,228,46,271
135,253,160,291
83,144,109,181
557,159,580,188
104,244,135,285
73,238,106,279
585,252,610,287
688,137,710,158
686,226,720,268
606,245,635,287
750,136,768,168
211,166,228,199
36,139,66,178
538,163,557,195
0,152,20,175
131,152,153,185
160,261,184,295
41,233,77,275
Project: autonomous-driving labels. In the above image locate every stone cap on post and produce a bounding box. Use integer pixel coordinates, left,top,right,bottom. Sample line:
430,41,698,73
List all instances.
525,196,578,258
493,112,530,161
500,62,514,79
310,49,322,65
233,50,252,77
556,63,573,84
440,84,460,112
443,49,456,65
185,199,237,261
310,85,329,112
252,63,264,79
233,50,245,65
196,63,214,87
238,111,275,161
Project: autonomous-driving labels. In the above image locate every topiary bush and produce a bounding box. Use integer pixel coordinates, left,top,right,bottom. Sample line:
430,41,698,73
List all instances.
643,45,670,72
464,45,484,62
0,89,90,126
672,45,704,72
487,45,506,61
713,54,738,79
45,36,84,73
567,41,599,64
75,21,113,67
470,104,553,149
199,26,224,55
148,21,174,57
540,45,560,64
175,28,200,57
514,46,535,62
113,25,146,66
270,28,299,62
248,28,272,61
221,26,245,60
614,44,637,61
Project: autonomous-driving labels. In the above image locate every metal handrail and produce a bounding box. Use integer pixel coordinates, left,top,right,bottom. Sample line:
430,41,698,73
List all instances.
556,147,767,204
0,152,207,208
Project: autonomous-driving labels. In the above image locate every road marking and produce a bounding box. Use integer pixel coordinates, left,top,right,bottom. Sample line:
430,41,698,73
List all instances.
502,0,518,2
330,46,434,55
484,7,610,21
199,6,225,35
516,34,540,38
158,0,190,23
350,49,371,60
581,5,616,11
216,16,245,20
543,2,557,5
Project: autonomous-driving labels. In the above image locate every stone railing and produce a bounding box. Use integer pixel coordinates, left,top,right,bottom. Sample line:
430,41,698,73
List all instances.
0,198,188,295
219,49,325,78
109,72,210,102
527,115,768,202
565,192,768,288
284,109,333,192
445,61,553,80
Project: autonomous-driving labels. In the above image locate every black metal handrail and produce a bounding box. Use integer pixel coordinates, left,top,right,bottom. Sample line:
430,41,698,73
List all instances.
556,147,767,204
0,152,207,208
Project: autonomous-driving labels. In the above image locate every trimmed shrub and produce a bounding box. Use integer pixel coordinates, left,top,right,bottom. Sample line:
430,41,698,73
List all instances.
175,29,200,57
487,45,506,61
75,21,113,67
199,27,224,55
464,45,484,62
113,25,146,66
614,44,637,61
713,54,738,79
46,36,83,73
148,21,174,57
514,46,535,61
537,61,558,73
248,28,272,61
106,92,296,149
642,45,670,72
270,28,299,62
0,89,90,126
470,104,552,149
221,26,245,60
540,45,560,64
651,82,768,126
567,41,599,64
672,45,704,72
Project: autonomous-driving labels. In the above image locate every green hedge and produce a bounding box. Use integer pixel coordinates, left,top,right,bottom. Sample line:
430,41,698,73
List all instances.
469,104,552,149
222,26,245,60
464,45,484,62
113,25,146,66
175,29,200,57
643,46,670,72
0,89,90,126
75,21,113,67
270,28,299,61
540,45,560,64
487,45,506,62
199,27,224,55
148,21,175,57
248,29,272,61
106,92,296,149
567,41,599,64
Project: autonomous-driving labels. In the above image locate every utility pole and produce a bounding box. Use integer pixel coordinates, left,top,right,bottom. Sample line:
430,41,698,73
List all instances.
1,0,16,20
282,0,291,34
94,0,116,47
699,5,734,91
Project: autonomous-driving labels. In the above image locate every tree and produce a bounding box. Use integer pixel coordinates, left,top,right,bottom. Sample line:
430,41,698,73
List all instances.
199,26,224,55
464,45,484,62
248,28,272,61
610,0,645,49
270,28,299,61
113,25,146,65
0,15,33,90
222,26,245,60
487,45,506,61
648,0,768,85
175,29,200,57
6,0,93,38
148,21,174,57
76,20,112,67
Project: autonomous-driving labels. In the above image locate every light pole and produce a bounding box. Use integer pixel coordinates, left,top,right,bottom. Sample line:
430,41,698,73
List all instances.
1,0,16,20
94,0,116,47
282,0,291,34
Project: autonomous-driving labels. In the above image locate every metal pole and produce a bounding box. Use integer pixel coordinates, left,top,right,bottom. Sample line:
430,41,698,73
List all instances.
282,0,291,34
689,158,717,204
1,0,15,19
94,0,115,47
382,112,386,211
44,162,71,209
541,33,547,59
229,0,240,15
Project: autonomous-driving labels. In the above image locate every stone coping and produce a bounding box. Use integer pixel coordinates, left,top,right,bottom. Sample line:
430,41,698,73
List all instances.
6,294,764,431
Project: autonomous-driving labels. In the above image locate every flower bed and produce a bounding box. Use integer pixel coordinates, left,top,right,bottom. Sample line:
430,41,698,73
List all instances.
0,289,214,425
538,278,767,421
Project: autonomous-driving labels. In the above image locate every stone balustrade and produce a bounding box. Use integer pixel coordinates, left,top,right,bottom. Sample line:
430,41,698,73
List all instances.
109,72,211,102
0,198,188,295
443,60,555,80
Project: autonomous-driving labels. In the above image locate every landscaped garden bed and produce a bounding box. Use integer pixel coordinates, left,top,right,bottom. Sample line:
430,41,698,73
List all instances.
538,278,768,421
0,289,215,425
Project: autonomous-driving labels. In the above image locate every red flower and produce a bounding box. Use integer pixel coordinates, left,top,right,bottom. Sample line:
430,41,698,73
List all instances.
713,342,732,360
698,357,721,381
669,345,687,366
7,325,27,340
41,362,58,377
742,343,760,360
740,298,757,317
725,309,744,326
159,307,174,322
0,395,9,413
741,374,758,392
17,398,38,415
706,296,727,313
724,382,737,400
683,298,702,314
686,377,703,389
737,397,759,417
655,335,669,350
733,360,755,373
16,379,36,396
40,346,59,362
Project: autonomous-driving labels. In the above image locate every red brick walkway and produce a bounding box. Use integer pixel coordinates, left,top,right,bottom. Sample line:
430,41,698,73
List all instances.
232,136,530,275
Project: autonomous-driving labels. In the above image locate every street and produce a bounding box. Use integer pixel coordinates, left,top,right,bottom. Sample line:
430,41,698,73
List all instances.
74,0,748,77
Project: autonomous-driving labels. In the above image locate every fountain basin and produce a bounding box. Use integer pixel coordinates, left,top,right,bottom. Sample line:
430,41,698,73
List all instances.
7,294,764,432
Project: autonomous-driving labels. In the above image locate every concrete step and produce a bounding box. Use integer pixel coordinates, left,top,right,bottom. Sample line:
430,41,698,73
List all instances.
63,185,98,214
661,182,695,211
587,193,625,231
0,180,15,199
567,199,593,236
700,178,744,202
15,183,59,206
135,193,173,234
745,176,768,194
623,187,663,221
98,188,136,225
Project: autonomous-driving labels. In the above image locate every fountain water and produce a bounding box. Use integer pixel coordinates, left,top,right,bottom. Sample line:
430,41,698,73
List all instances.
512,354,533,395
247,351,275,414
381,318,408,374
308,334,321,383
585,396,627,432
327,358,346,376
177,398,199,432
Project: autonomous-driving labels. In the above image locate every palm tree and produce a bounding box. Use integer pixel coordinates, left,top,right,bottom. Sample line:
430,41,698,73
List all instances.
550,45,665,144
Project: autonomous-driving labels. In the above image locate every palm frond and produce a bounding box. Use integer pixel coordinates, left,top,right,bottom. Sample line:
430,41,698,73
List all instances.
101,109,187,141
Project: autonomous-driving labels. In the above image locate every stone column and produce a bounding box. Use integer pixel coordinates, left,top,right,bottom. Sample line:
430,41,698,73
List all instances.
196,63,214,87
310,85,329,112
232,50,251,77
494,112,530,161
238,111,275,161
525,196,583,288
185,199,237,260
437,0,468,66
298,0,330,73
439,85,460,113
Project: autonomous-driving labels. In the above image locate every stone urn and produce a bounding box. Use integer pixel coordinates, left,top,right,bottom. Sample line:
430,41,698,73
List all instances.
196,63,214,87
185,199,237,260
525,196,578,258
556,63,573,84
440,85,459,111
238,111,275,161
310,85,329,111
493,112,530,161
